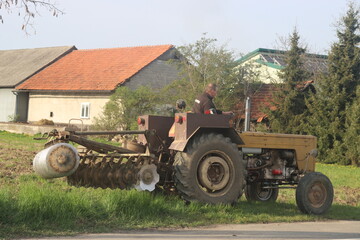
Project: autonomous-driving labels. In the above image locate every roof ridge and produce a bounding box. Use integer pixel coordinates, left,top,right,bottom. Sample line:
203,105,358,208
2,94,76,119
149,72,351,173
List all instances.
0,46,76,51
236,48,287,64
77,44,173,52
236,48,328,64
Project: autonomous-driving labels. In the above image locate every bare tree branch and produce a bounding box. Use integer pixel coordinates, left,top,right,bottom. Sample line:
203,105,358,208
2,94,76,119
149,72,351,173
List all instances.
0,0,63,34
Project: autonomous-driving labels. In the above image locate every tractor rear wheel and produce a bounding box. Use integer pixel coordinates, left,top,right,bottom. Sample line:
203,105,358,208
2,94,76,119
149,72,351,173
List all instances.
245,182,279,202
174,133,245,204
296,172,333,215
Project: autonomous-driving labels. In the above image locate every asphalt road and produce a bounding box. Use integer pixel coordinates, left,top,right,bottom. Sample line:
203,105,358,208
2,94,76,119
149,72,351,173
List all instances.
26,220,360,240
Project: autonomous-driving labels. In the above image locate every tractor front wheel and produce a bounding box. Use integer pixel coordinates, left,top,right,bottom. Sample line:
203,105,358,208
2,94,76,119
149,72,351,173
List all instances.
296,172,333,215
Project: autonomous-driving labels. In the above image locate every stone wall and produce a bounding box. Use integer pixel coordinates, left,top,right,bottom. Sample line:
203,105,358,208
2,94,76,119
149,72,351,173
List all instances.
0,122,65,135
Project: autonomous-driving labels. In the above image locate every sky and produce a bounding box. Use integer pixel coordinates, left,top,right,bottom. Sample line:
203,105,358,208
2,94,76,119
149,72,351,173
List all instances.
0,0,354,56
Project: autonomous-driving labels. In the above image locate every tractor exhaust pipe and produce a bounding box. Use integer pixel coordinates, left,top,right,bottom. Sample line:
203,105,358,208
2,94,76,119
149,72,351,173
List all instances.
244,97,251,131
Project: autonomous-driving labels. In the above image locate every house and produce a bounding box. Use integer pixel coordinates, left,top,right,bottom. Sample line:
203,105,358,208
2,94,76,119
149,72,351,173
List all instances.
0,46,76,122
235,48,327,124
236,48,328,83
15,45,181,125
237,81,316,122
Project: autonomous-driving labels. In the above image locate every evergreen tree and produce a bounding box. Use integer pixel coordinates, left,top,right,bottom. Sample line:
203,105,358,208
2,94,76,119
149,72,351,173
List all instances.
343,86,360,166
266,29,311,134
305,3,360,164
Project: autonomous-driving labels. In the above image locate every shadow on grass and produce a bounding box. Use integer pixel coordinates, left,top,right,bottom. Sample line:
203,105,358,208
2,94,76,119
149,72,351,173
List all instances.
326,204,360,220
233,200,360,221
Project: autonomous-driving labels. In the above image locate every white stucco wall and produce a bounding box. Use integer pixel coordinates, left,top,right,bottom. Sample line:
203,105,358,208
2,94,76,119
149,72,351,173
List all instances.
28,93,110,125
239,55,281,83
257,63,281,83
0,88,16,122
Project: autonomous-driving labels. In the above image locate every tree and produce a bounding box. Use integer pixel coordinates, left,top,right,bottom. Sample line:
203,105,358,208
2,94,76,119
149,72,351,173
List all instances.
95,35,263,132
305,2,360,164
162,33,260,114
217,60,263,112
93,86,160,131
265,28,311,134
343,86,360,166
0,0,63,33
162,34,235,109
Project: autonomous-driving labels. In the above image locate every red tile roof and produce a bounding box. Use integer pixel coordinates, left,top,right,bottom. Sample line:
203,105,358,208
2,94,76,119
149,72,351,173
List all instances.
16,45,173,91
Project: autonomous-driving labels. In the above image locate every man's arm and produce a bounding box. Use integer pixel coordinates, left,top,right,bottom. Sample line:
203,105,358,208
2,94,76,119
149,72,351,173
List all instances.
203,100,226,114
203,99,222,114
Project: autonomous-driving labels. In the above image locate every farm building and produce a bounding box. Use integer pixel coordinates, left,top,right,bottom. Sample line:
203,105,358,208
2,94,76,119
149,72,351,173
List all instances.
15,45,181,125
0,46,76,122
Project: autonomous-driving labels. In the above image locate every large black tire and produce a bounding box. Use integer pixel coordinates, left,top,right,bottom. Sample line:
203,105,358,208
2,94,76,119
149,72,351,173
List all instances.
296,172,334,215
245,182,279,202
173,133,245,204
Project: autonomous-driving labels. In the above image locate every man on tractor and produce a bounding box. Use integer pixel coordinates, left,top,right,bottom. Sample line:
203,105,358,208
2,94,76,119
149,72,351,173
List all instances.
193,83,233,115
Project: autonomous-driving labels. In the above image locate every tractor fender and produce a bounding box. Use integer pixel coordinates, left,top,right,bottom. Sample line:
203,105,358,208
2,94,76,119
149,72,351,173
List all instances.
169,127,243,152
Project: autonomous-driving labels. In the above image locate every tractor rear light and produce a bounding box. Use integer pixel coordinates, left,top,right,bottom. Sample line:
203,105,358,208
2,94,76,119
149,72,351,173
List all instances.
204,108,216,114
175,115,183,124
137,117,145,125
272,169,283,175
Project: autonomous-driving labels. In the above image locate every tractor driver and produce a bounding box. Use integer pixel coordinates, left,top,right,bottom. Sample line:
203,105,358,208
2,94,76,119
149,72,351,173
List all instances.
192,83,233,115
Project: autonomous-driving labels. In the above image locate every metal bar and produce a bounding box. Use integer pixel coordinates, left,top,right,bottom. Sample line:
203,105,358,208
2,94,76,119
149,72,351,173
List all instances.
80,153,153,158
73,130,148,136
262,186,297,189
69,135,136,154
68,118,84,131
244,97,251,131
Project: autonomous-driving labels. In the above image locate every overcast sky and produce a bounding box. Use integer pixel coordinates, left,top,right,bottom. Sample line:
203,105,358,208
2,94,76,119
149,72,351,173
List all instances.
0,0,353,56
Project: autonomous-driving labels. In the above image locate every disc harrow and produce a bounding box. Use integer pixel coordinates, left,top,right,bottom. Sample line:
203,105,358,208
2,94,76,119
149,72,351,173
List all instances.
34,128,163,191
67,152,157,189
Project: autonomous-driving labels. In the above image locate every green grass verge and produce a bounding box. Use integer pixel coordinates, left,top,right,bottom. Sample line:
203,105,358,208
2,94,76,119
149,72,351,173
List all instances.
0,131,359,239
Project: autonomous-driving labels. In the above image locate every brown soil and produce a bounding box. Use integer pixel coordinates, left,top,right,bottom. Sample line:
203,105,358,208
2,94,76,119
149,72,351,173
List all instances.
0,145,36,179
334,186,360,206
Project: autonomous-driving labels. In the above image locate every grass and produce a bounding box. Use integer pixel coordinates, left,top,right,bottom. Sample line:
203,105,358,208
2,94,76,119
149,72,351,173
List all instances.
0,131,359,239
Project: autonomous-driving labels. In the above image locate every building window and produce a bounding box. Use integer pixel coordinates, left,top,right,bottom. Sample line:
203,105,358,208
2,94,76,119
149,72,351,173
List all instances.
80,103,90,118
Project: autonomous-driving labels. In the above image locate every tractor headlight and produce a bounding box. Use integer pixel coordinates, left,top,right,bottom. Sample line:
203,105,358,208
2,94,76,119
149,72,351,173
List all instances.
309,149,318,158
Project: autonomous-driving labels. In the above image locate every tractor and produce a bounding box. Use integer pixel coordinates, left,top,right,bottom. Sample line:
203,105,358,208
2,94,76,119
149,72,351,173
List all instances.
33,112,333,215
